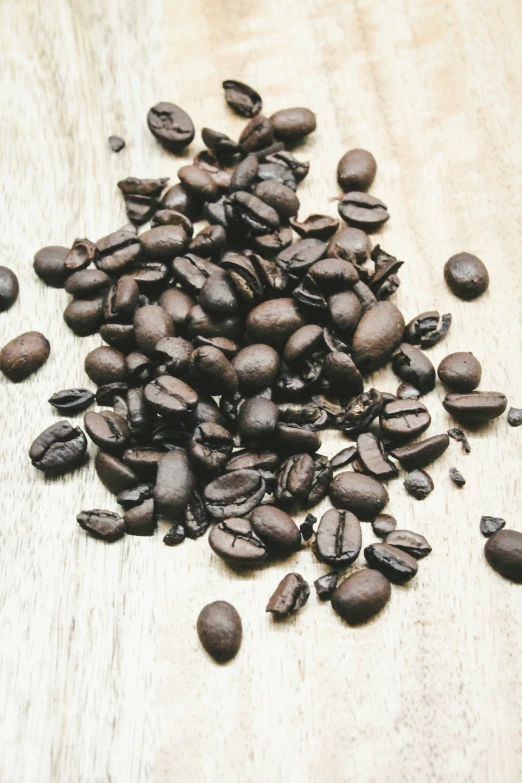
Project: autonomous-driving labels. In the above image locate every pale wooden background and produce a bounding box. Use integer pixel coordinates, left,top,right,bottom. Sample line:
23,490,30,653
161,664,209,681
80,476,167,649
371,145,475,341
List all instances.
1,0,522,781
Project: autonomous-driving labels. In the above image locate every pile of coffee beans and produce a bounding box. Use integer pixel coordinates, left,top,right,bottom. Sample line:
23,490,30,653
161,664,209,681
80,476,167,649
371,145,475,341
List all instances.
2,80,521,664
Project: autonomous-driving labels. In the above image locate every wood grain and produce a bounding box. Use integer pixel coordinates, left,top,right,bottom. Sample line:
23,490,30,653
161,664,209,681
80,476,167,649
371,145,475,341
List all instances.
1,0,522,781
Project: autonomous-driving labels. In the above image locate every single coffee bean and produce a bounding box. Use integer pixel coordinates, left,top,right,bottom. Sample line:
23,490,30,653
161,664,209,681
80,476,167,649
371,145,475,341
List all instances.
315,508,362,567
48,388,94,415
190,346,238,396
231,344,280,394
163,523,186,546
194,336,239,358
201,128,241,160
95,451,138,495
352,301,405,372
0,331,50,382
153,209,194,234
239,115,274,153
144,376,198,420
178,165,219,202
103,276,139,322
444,252,489,300
290,214,339,241
225,190,280,236
484,529,522,582
197,601,243,663
508,407,522,427
204,470,265,519
187,304,242,342
0,266,19,311
147,102,195,151
254,180,299,220
250,505,301,553
480,516,506,537
183,490,212,539
229,154,259,193
404,310,452,348
380,399,431,441
327,227,370,264
328,291,363,334
238,397,279,445
64,238,98,272
314,572,339,600
372,514,397,538
133,305,174,354
264,149,309,181
123,498,156,536
189,423,234,476
338,192,389,232
449,467,466,487
299,513,317,541
158,288,195,331
364,543,418,583
356,433,397,479
221,252,264,305
392,344,435,393
84,410,130,454
118,176,168,197
329,472,388,520
95,382,129,406
323,352,364,398
209,517,267,567
448,427,471,453
396,382,420,400
121,449,163,479
246,298,306,345
140,225,187,262
65,269,110,297
64,297,105,336
29,420,87,474
266,573,310,617
189,225,226,258
154,449,196,520
437,352,482,392
403,469,434,500
77,509,126,542
33,245,70,287
337,149,377,192
161,183,199,218
84,347,127,386
277,424,321,454
443,391,507,423
331,569,391,625
389,433,450,470
339,389,383,437
277,239,327,278
109,136,125,152
99,323,136,352
223,80,262,117
386,530,432,558
173,255,223,296
283,325,323,365
270,107,316,141
117,484,153,510
329,446,358,469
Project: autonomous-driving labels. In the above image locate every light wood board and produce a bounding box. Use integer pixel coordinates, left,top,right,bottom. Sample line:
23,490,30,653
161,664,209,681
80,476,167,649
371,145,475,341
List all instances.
1,0,522,781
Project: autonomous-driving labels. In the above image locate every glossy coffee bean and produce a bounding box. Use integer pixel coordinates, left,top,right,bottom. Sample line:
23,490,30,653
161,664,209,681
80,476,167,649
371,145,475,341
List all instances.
225,191,280,236
364,543,418,583
339,388,383,437
153,337,192,378
103,276,139,322
190,346,238,395
338,192,389,232
231,344,280,394
329,472,388,520
250,505,301,553
246,298,306,345
33,246,70,287
390,433,449,470
266,573,310,617
254,180,299,220
64,297,105,336
65,269,110,297
484,529,522,582
283,325,323,365
443,391,507,423
275,453,332,509
337,149,377,192
223,79,262,117
277,239,327,277
404,310,452,348
99,323,136,352
209,517,267,568
133,305,174,354
178,165,219,202
147,102,195,151
239,115,274,153
197,601,243,663
277,424,321,454
140,225,187,262
158,288,195,330
201,128,241,160
84,347,127,385
144,376,198,419
77,509,125,542
444,252,489,300
315,508,362,567
117,484,153,511
352,301,405,372
328,291,362,334
84,410,130,453
0,331,50,381
153,209,194,234
386,530,432,559
95,451,138,494
121,448,162,479
161,183,199,218
404,469,434,500
270,108,316,141
380,399,431,441
372,514,397,538
323,352,363,397
123,499,156,536
154,449,196,520
437,352,482,392
189,423,234,476
189,225,226,259
187,305,241,342
29,421,87,474
392,344,435,393
64,238,98,272
356,432,397,479
199,273,239,316
204,470,265,519
331,569,391,625
48,388,94,415
0,266,19,311
327,227,371,264
238,397,279,445
290,214,339,240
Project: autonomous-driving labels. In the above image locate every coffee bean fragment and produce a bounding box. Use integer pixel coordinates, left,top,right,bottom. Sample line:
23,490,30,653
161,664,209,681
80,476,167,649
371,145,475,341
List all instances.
329,446,358,469
508,407,522,427
386,530,432,558
337,149,377,192
404,469,434,500
77,509,125,542
339,389,383,437
197,601,242,663
443,391,507,424
266,573,310,618
109,136,125,152
147,102,195,151
29,421,87,474
372,514,397,538
315,508,362,567
124,499,156,536
201,128,241,160
331,569,391,625
209,517,267,568
484,529,522,582
163,523,186,546
364,543,418,583
184,490,212,539
438,352,482,392
223,80,262,118
65,238,98,271
0,266,19,311
329,472,388,520
404,311,451,348
48,388,95,415
0,331,50,382
448,427,471,453
314,572,339,600
338,192,389,232
390,434,450,470
290,214,339,240
396,383,420,400
480,516,506,537
449,467,466,487
357,432,397,479
299,513,317,541
444,252,489,300
117,484,153,510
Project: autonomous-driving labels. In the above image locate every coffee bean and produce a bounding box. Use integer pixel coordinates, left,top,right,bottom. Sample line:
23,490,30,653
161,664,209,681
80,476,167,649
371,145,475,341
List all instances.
117,484,153,510
65,269,110,297
140,225,187,262
314,572,339,600
444,252,489,300
154,449,196,520
437,352,482,392
0,266,19,311
229,154,258,193
161,184,199,219
171,254,218,294
189,225,226,259
389,433,450,470
239,115,274,153
338,192,389,232
163,523,186,546
209,517,267,567
48,388,94,415
447,427,471,453
225,191,280,236
95,451,138,494
103,276,139,323
266,573,309,617
380,399,431,441
109,136,125,153
327,291,362,334
178,165,219,202
125,351,152,383
386,530,432,558
315,508,362,567
29,420,87,474
77,509,126,542
337,149,377,192
84,410,130,454
356,432,397,479
33,245,70,287
221,253,264,305
246,298,306,345
396,382,420,400
254,180,299,220
364,543,418,583
331,569,391,625
327,227,370,264
277,239,327,278
153,209,194,235
197,273,238,318
372,514,397,538
158,289,195,331
290,214,339,240
508,407,522,427
323,352,364,398
84,347,127,386
201,128,241,160
133,305,174,354
189,423,234,476
392,344,435,393
101,326,136,356
145,376,198,419
95,382,129,406
223,80,262,117
250,505,301,553
404,469,434,500
118,177,168,199
404,310,452,348
264,150,309,182
0,331,50,382
121,448,162,479
225,450,279,491
147,102,195,151
238,397,279,445
329,446,358,469
329,472,388,520
352,301,405,372
64,298,105,336
299,513,317,541
65,238,98,272
181,490,211,539
484,529,522,582
449,467,466,487
277,424,321,454
197,601,242,663
443,391,507,423
480,516,506,537
283,325,323,365
339,389,383,437
231,344,280,395
123,498,156,536
189,346,238,396
204,470,265,519
270,108,316,142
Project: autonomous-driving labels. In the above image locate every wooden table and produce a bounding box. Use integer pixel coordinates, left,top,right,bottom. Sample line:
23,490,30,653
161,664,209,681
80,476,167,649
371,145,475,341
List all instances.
2,0,521,780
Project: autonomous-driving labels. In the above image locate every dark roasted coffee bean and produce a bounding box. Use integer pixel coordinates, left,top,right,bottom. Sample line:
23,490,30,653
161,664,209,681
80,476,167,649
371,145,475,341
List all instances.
223,80,262,117
0,266,19,311
250,505,301,553
151,423,189,450
189,225,226,259
238,397,279,445
437,352,482,392
337,149,377,192
103,276,139,323
231,344,280,394
357,433,397,479
84,347,127,385
329,471,388,520
121,448,162,479
315,508,361,567
0,331,50,381
29,421,87,474
390,433,450,470
299,513,317,541
327,227,370,264
158,288,195,331
364,543,418,583
147,102,194,151
338,192,389,232
277,423,321,454
134,305,174,354
404,310,451,348
99,323,134,352
404,469,434,500
396,382,420,400
330,446,358,469
484,529,522,582
95,382,129,406
95,451,137,494
64,297,104,336
270,107,316,141
48,388,94,415
480,516,506,537
386,530,432,558
392,344,435,393
229,154,259,193
183,490,211,539
264,150,309,181
153,337,192,378
209,517,267,568
448,427,471,453
190,346,238,395
204,470,265,519
125,351,152,383
152,209,194,234
331,569,391,625
266,573,309,617
65,238,98,272
118,176,168,197
323,352,364,397
328,291,362,334
314,572,339,600
154,449,195,520
33,245,70,287
444,252,489,300
308,259,359,296
277,401,328,431
239,115,274,152
161,183,199,218
277,239,327,277
163,523,186,546
194,336,239,358
65,269,110,297
290,215,339,240
339,389,383,437
95,224,137,256
193,151,233,189
380,399,431,441
178,165,219,202
109,135,125,152
246,298,306,345
220,253,263,305
117,484,153,510
449,467,466,487
256,162,297,191
189,423,234,476
140,225,187,262
123,498,155,536
145,376,198,419
96,244,141,275
283,325,323,365
224,450,279,491
372,513,397,538
77,509,126,542
508,407,522,427
84,411,130,453
371,246,403,296
201,128,241,159
254,180,299,220
225,191,280,236
352,301,405,372
197,601,242,663
443,391,507,423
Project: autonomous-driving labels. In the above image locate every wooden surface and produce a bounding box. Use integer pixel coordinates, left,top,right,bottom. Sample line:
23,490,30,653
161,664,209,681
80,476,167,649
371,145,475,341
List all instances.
1,0,522,781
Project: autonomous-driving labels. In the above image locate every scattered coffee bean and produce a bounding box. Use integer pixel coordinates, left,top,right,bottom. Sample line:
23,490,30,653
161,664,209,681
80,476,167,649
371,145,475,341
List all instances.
189,423,234,476
29,421,87,474
95,451,138,495
356,432,397,479
339,389,383,437
444,252,489,300
33,246,70,287
270,107,316,142
352,301,405,372
250,505,301,554
299,513,317,541
329,472,388,520
329,446,358,469
380,399,431,441
65,269,110,297
163,523,186,546
209,517,267,568
404,310,452,348
372,514,397,538
403,469,434,500
331,569,391,625
48,388,95,415
480,516,506,537
447,427,471,453
315,508,362,566
443,391,507,423
338,192,389,232
147,102,195,151
364,543,418,583
239,115,274,153
438,352,482,392
449,467,466,487
266,573,310,617
64,297,105,336
108,136,125,152
507,407,522,427
0,266,19,312
289,214,339,240
84,410,130,453
0,331,50,382
197,601,242,663
223,80,262,117
390,433,450,470
392,344,435,393
84,346,127,385
386,530,432,558
314,572,339,600
77,509,125,541
154,450,196,520
484,529,522,582
337,149,377,192
204,470,265,519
